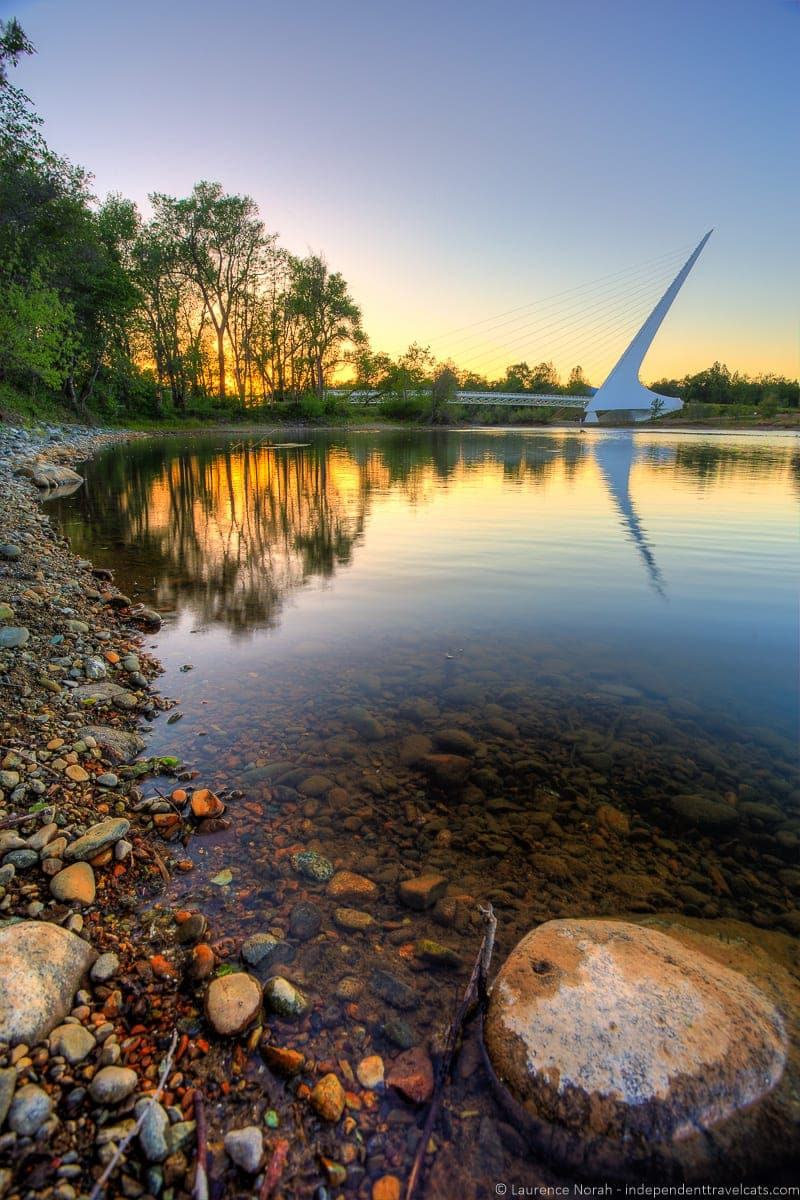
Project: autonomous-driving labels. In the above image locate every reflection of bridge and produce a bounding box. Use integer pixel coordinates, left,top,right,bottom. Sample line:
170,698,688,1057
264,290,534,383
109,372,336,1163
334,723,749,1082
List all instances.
334,231,712,423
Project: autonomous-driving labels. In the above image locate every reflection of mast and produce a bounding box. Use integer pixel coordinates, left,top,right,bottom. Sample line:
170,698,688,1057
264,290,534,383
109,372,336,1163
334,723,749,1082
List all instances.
592,436,667,597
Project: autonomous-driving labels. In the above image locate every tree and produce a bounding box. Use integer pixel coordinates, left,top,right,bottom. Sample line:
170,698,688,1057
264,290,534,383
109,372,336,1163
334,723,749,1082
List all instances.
152,182,265,400
566,365,591,395
529,361,560,392
290,255,364,399
431,366,458,423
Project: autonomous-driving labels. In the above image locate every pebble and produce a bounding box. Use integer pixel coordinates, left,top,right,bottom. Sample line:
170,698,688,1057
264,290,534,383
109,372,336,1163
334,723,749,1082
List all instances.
263,975,309,1018
327,870,379,903
0,627,29,649
224,1125,264,1173
399,873,448,910
357,1055,385,1089
241,932,281,967
289,900,322,940
291,849,334,882
89,1066,138,1104
49,1022,96,1064
135,1097,170,1162
50,861,96,904
310,1073,346,1122
91,952,120,983
64,818,130,861
8,1083,53,1135
386,1046,434,1103
204,972,262,1035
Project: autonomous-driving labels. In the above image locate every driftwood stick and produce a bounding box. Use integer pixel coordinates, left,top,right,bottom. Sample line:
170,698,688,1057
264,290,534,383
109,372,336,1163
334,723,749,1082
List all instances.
258,1137,290,1200
192,1089,209,1200
88,1030,178,1200
404,903,497,1200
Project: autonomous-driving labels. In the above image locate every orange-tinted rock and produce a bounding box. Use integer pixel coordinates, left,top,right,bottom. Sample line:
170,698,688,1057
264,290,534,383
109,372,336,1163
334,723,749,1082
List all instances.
190,788,225,818
310,1073,345,1121
419,753,471,789
189,943,215,981
327,870,378,904
372,1176,402,1200
149,954,178,979
398,873,448,911
261,1044,306,1076
386,1047,434,1103
204,972,261,1036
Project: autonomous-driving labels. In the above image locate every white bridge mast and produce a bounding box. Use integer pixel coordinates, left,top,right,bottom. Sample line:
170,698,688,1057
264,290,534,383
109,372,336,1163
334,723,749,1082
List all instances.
583,231,713,423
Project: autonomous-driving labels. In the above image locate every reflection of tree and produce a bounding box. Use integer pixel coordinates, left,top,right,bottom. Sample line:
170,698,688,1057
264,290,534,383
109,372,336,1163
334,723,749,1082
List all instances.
673,442,793,484
50,432,795,634
55,437,369,633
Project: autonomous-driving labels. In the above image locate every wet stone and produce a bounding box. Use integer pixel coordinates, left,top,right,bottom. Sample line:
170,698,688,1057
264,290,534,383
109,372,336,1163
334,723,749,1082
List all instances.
371,969,419,1011
263,975,309,1018
484,918,799,1180
291,849,334,883
399,873,448,910
64,818,130,861
49,1023,96,1064
386,1046,434,1104
327,869,379,904
205,973,262,1036
670,794,740,832
50,862,96,904
289,900,323,941
241,933,281,967
334,906,375,931
225,1125,264,1173
8,1084,53,1135
311,1073,346,1122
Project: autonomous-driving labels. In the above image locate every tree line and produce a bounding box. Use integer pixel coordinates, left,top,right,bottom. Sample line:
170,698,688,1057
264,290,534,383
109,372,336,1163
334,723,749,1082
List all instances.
0,19,365,418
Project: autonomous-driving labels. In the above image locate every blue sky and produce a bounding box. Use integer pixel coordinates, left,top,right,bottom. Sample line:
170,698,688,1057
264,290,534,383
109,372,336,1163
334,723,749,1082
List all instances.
5,0,799,381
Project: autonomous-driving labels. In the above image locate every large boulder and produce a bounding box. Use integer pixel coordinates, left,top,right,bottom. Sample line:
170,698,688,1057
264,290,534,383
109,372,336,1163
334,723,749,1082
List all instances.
0,921,96,1045
484,918,799,1181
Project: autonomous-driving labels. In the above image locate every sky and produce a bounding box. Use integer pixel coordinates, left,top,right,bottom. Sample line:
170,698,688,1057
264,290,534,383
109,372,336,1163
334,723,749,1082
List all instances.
5,0,799,384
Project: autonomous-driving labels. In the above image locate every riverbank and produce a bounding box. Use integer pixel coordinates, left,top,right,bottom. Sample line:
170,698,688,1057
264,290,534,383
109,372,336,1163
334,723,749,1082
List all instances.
0,423,422,1200
0,424,299,1199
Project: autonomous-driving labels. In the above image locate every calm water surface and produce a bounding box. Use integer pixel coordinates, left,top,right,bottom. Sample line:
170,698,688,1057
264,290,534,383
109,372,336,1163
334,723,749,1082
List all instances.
48,428,799,1193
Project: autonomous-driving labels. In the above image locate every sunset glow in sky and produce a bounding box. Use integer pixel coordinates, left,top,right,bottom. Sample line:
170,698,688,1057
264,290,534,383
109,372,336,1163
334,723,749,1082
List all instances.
8,0,799,384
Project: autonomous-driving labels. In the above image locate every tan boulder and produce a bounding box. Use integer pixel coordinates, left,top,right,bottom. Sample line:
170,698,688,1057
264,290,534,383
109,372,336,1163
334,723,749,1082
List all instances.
484,918,800,1180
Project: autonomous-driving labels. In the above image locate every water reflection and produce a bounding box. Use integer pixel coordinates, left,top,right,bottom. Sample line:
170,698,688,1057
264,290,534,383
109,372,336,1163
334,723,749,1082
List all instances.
49,430,797,643
591,436,667,596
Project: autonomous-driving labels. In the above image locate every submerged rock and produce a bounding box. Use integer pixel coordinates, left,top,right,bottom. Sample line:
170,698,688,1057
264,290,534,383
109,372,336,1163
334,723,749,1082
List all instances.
225,1125,264,1172
205,973,262,1036
311,1073,345,1121
484,918,800,1180
669,793,739,832
263,975,309,1019
291,848,334,882
0,921,96,1045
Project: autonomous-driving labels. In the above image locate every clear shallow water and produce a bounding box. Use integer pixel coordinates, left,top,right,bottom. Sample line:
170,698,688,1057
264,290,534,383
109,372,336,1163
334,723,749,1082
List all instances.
48,428,800,1193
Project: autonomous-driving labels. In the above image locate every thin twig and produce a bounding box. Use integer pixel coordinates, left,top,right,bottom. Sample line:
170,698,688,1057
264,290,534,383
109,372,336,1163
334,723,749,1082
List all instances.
88,1030,178,1200
404,904,497,1200
192,1089,209,1200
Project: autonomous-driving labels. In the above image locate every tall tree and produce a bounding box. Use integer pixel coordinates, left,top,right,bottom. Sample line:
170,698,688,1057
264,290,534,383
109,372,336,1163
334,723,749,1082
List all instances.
290,255,364,399
152,183,264,399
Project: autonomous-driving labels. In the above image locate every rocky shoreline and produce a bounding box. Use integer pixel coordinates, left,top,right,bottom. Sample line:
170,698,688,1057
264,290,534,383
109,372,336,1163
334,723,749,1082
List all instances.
0,425,306,1200
0,425,423,1200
